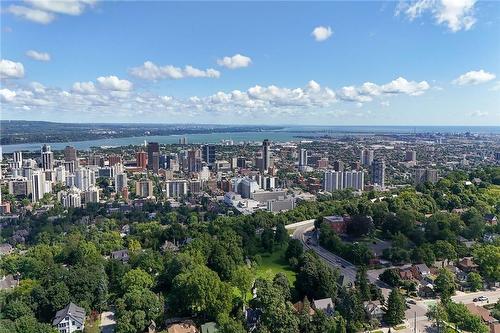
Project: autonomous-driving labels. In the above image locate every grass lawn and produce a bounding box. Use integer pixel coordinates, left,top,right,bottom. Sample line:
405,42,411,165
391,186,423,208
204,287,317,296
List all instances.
485,185,500,198
255,247,297,284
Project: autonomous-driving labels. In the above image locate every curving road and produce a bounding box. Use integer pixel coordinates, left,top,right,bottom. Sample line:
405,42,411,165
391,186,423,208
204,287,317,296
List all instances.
291,221,391,294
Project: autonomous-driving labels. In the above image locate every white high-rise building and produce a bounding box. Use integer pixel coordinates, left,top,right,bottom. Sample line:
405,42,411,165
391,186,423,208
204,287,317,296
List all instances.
41,144,54,170
83,185,100,204
31,170,48,202
343,171,364,191
75,167,96,191
165,180,188,198
13,151,23,169
60,186,82,208
54,166,67,184
324,170,343,192
115,173,128,193
298,148,308,171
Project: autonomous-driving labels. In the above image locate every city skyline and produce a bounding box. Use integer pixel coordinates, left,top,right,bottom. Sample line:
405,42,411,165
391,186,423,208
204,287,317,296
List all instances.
1,1,500,125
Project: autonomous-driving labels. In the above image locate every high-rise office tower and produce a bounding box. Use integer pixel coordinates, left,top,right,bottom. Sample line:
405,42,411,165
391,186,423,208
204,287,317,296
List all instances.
298,148,307,170
405,150,417,163
187,149,202,172
152,152,160,174
136,151,148,170
262,139,271,172
324,170,343,192
13,151,23,169
202,145,216,165
41,145,54,170
147,142,160,171
64,146,77,162
372,159,385,188
361,149,374,166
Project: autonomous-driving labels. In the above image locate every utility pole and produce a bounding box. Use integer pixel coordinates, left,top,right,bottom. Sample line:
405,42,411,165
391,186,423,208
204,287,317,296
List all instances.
414,311,417,333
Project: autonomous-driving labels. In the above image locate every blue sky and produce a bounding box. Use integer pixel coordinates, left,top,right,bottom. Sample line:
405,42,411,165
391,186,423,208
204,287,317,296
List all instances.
1,0,499,125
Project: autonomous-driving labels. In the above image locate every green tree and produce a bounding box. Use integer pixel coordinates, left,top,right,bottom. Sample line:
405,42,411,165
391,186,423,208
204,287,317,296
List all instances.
121,268,154,291
295,252,338,300
473,245,500,281
467,272,483,292
355,266,371,301
426,303,448,333
230,266,254,303
385,288,405,326
435,269,456,301
274,223,289,245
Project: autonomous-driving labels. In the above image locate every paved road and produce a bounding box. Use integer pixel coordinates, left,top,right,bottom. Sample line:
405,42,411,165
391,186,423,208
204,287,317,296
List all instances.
291,222,391,296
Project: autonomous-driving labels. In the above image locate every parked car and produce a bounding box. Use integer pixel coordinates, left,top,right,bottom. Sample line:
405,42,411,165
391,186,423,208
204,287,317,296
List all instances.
406,299,417,305
473,296,488,302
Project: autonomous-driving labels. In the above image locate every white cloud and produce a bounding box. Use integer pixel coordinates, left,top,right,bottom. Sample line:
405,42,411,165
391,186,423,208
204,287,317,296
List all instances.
72,81,97,94
0,89,16,102
25,0,97,15
6,5,55,24
470,110,488,117
217,54,252,69
312,26,333,42
2,76,431,120
97,76,133,91
129,61,220,80
6,1,96,24
397,0,477,32
0,59,25,79
26,50,51,61
453,70,496,85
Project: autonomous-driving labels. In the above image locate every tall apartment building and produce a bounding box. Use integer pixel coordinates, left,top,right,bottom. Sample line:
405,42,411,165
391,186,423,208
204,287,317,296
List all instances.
135,179,154,198
298,148,308,171
262,139,271,173
324,170,364,192
371,159,385,188
165,179,188,198
187,149,202,172
64,146,77,162
414,168,438,185
41,144,54,170
405,150,417,163
361,149,374,166
13,151,23,169
136,151,147,170
115,172,128,193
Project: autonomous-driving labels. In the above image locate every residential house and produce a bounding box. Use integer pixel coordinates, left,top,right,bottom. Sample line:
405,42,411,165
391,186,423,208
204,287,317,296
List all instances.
418,282,435,298
244,308,262,332
484,214,498,226
364,300,386,320
52,302,86,333
399,267,414,281
0,274,19,290
161,240,179,253
465,303,498,325
0,243,13,256
293,299,316,316
167,321,198,333
323,215,349,234
110,249,129,263
312,298,335,316
411,264,431,280
458,257,478,273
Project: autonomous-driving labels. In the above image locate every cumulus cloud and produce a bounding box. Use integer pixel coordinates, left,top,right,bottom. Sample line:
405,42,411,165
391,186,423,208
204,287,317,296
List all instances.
0,89,16,102
452,70,496,85
26,50,51,61
312,26,333,41
217,54,252,69
129,61,220,80
2,76,431,120
72,81,97,94
6,0,96,24
97,76,133,91
397,0,477,32
0,59,25,79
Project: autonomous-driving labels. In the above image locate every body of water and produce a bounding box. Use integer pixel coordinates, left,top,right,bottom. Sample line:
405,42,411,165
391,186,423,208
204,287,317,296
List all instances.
1,126,499,153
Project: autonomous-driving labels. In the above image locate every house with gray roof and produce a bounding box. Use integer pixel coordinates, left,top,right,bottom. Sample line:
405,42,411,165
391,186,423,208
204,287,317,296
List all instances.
312,297,334,316
52,302,86,333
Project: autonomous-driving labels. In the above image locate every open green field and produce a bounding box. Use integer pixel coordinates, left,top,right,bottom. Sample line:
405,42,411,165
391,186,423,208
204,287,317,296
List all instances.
255,247,297,284
486,185,500,197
